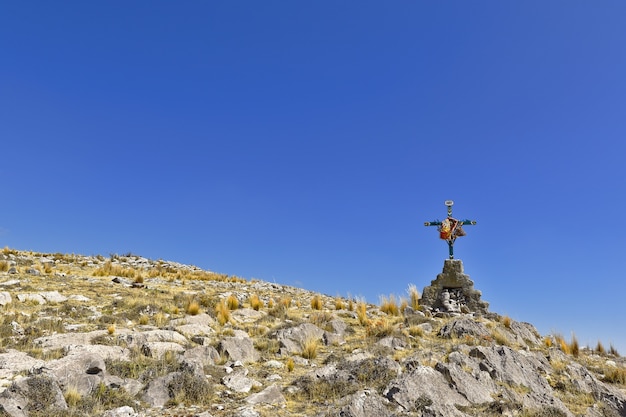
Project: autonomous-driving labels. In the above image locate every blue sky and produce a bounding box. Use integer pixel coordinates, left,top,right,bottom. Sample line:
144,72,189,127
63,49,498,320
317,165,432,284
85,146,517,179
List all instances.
2,2,625,353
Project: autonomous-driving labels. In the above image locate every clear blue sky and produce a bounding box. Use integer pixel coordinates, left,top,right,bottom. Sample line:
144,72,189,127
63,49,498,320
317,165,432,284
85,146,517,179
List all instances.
2,2,625,354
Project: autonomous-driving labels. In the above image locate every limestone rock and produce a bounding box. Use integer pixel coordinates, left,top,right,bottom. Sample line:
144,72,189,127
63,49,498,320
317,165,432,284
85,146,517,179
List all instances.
339,390,393,417
219,336,260,363
141,341,186,358
222,368,255,393
45,351,106,395
384,365,469,414
274,323,325,354
0,375,67,417
101,406,138,417
438,316,490,339
245,383,285,405
0,292,12,306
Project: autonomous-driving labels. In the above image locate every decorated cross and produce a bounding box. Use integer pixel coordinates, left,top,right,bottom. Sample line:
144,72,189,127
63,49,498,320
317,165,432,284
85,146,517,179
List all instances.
424,200,476,259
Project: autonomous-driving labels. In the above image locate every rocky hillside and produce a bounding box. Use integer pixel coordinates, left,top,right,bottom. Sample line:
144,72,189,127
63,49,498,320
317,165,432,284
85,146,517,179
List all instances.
0,248,624,417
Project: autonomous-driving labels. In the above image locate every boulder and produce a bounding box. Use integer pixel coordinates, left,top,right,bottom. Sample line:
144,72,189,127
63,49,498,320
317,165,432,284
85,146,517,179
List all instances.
141,341,186,358
339,390,393,417
245,384,285,405
222,368,255,393
0,292,12,306
438,316,490,339
384,365,469,414
274,323,325,354
0,375,67,417
40,291,68,303
219,337,260,364
45,351,106,395
101,406,138,417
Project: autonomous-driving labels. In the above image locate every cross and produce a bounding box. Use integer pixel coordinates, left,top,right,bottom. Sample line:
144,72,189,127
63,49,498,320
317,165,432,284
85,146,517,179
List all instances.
424,200,476,259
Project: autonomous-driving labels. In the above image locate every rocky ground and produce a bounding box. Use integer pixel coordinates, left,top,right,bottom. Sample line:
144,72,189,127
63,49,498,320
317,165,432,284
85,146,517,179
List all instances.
0,248,624,417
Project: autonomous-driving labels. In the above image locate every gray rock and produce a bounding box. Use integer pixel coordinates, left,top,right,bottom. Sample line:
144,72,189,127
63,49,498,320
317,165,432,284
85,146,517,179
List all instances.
219,337,260,364
0,292,12,306
231,308,265,323
384,365,469,414
16,293,46,304
468,345,572,414
46,351,106,395
245,384,285,405
174,323,215,338
0,375,67,417
142,372,179,407
339,390,393,417
222,369,254,393
141,341,186,358
182,345,220,368
0,279,20,287
40,291,68,303
101,406,138,417
233,407,260,417
274,323,325,354
0,350,45,380
34,330,108,350
438,316,490,339
122,329,187,347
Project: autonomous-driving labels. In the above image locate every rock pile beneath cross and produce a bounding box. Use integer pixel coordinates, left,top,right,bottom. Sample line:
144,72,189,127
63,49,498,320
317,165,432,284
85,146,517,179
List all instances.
420,259,489,316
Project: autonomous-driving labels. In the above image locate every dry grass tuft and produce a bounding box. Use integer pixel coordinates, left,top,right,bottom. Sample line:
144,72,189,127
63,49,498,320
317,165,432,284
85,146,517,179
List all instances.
356,301,368,326
407,284,420,310
215,300,231,325
603,366,626,384
334,296,345,310
595,340,606,355
249,294,264,311
569,334,580,357
501,315,512,328
186,301,201,316
64,387,82,407
379,294,400,316
226,295,239,310
286,357,295,372
301,338,319,359
310,295,323,310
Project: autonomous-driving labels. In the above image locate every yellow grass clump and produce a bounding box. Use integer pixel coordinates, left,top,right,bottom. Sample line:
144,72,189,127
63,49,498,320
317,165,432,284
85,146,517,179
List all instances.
301,338,319,359
379,294,400,316
310,295,323,310
186,301,201,316
249,294,264,311
226,295,239,310
356,301,368,326
407,284,420,310
215,300,231,325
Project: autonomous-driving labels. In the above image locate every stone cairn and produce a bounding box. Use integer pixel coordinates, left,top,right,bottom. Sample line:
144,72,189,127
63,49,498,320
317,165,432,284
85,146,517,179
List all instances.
420,259,489,316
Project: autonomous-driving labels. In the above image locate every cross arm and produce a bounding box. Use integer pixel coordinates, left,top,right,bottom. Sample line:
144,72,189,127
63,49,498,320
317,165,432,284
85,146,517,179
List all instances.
424,221,442,226
460,220,477,225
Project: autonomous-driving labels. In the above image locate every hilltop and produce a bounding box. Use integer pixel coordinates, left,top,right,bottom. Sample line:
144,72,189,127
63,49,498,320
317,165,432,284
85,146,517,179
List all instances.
0,248,624,417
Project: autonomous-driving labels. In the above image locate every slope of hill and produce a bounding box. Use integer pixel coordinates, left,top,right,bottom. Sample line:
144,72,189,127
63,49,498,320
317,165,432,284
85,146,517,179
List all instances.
0,248,624,417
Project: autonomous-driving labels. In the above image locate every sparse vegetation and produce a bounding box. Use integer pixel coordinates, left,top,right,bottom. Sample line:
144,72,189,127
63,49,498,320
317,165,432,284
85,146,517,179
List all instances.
301,337,319,359
2,247,625,417
310,295,323,310
249,294,264,310
356,301,369,326
186,300,201,315
215,299,231,325
379,294,400,316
